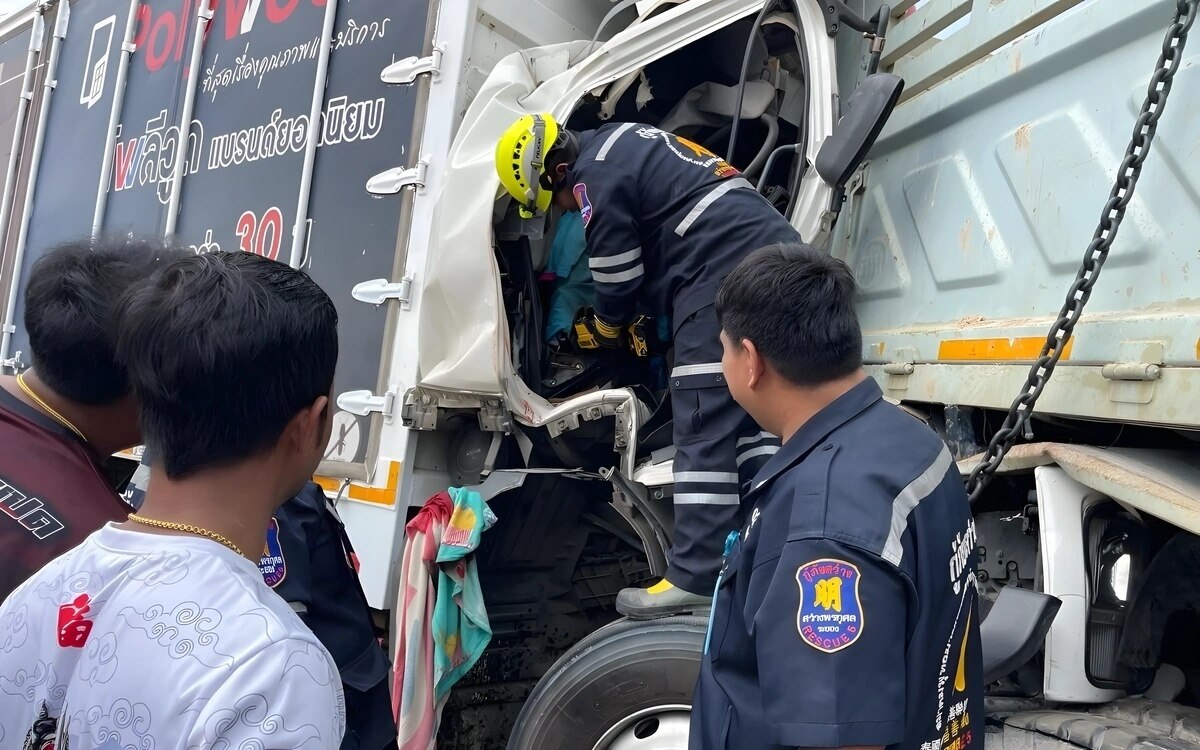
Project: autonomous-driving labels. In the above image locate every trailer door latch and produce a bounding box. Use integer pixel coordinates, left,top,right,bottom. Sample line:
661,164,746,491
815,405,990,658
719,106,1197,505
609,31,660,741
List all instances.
367,158,427,196
382,44,444,85
352,276,414,307
338,389,396,421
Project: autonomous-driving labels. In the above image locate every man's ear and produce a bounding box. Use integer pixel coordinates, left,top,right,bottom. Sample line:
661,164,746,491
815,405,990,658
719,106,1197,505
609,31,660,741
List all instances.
743,339,764,390
285,395,329,453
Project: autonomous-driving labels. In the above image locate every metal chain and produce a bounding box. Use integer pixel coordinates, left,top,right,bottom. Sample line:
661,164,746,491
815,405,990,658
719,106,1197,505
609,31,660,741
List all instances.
965,0,1199,504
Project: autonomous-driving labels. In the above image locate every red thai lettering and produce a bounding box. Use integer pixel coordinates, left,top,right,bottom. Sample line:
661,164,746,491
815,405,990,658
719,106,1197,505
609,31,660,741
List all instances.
145,9,176,72
173,0,194,65
220,0,251,39
132,3,152,49
138,0,323,73
56,594,94,648
265,0,298,23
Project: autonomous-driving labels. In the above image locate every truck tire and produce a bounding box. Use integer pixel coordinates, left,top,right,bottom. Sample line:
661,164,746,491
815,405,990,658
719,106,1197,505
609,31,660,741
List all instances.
507,615,707,750
988,698,1200,749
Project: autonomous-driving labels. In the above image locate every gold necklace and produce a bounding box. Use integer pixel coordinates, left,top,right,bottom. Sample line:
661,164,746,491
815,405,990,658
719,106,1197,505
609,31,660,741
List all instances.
127,513,244,557
15,372,87,442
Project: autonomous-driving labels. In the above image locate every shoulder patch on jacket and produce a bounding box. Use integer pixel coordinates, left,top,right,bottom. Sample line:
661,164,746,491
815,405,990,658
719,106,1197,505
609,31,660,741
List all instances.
573,183,592,227
795,558,862,652
259,517,286,588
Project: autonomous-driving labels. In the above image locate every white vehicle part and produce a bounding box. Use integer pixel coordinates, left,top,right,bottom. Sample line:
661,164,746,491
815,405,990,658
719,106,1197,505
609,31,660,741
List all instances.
535,388,649,477
415,0,838,416
1033,466,1123,704
633,457,675,488
957,443,1200,537
971,442,1200,703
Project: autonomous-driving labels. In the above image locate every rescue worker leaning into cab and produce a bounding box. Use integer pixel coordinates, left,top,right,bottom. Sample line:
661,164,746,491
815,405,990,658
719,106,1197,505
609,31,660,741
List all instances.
496,113,801,617
691,243,983,750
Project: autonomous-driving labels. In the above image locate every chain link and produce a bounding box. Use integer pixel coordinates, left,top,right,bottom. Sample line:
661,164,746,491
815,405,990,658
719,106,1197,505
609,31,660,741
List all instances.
965,0,1199,504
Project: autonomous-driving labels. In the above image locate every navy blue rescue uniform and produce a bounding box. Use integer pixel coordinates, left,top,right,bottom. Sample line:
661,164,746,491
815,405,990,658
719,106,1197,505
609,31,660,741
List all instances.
127,467,397,749
570,122,801,593
691,378,983,750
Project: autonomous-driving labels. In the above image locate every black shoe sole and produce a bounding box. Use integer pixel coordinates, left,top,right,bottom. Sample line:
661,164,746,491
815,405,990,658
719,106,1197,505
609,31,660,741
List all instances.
616,601,713,620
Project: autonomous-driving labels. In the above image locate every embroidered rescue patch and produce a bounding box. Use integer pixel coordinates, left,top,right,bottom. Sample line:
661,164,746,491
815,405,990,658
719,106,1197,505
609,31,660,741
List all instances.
795,558,862,653
258,517,286,588
573,183,592,227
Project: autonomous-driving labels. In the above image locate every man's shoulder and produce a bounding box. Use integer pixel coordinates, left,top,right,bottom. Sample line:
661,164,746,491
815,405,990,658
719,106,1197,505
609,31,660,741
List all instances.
768,400,958,559
277,482,327,523
832,400,952,490
0,403,125,520
0,539,338,747
577,123,656,165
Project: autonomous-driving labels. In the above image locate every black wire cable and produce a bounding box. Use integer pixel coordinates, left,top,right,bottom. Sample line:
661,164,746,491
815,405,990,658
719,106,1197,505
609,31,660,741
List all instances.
726,0,774,163
867,4,892,75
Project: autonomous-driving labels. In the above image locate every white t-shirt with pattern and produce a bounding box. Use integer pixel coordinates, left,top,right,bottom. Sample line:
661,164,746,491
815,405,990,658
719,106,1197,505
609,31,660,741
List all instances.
0,522,346,748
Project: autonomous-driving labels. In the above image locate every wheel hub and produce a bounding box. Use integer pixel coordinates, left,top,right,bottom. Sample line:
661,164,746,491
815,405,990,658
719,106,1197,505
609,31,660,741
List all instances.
593,704,691,750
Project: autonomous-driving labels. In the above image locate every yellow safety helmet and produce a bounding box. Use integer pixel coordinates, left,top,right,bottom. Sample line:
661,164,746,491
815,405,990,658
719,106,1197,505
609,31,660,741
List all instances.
496,113,562,219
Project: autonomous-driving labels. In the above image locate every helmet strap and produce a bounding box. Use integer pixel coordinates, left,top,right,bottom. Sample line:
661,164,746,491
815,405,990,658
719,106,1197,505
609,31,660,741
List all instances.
517,114,549,212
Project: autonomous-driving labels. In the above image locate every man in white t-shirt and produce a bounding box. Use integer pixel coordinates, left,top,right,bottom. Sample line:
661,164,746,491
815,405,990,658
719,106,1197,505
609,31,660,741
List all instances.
0,251,346,748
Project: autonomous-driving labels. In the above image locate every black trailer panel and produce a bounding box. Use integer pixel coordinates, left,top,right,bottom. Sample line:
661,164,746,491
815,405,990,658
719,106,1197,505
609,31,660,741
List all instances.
2,0,427,474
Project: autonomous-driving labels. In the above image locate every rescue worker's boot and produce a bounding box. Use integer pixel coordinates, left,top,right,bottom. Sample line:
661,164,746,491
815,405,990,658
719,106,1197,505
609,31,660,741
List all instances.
616,579,711,619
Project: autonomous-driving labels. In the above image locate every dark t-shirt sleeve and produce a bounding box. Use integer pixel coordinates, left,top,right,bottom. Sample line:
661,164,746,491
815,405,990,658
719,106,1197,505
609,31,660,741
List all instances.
750,538,908,748
0,394,128,602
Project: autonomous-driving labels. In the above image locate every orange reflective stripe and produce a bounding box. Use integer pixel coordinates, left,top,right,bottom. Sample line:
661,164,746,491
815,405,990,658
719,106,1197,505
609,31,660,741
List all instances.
313,460,400,506
938,337,1074,361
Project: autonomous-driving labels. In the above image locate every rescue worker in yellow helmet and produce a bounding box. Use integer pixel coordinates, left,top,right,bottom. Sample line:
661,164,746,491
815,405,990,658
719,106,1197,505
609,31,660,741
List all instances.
496,113,802,618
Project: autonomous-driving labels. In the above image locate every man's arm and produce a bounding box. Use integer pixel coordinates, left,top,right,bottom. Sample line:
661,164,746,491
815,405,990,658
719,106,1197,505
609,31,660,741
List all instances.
751,539,910,749
187,639,346,748
573,161,644,326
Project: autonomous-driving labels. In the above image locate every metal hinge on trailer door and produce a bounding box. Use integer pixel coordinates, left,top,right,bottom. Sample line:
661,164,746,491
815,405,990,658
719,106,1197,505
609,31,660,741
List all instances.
352,276,415,309
1101,341,1164,405
381,44,444,85
338,388,397,421
367,158,428,196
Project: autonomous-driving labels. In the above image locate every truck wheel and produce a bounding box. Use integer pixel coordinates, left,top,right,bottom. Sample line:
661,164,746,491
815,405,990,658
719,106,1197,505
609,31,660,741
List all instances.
507,615,707,749
988,698,1200,749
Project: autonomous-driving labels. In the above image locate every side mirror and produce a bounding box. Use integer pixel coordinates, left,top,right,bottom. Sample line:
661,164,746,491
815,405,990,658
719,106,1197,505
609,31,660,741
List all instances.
815,73,904,188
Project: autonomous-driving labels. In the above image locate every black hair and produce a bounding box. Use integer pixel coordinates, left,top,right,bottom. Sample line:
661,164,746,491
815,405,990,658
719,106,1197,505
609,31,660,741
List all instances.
716,243,862,386
23,236,190,405
546,129,580,185
114,251,338,478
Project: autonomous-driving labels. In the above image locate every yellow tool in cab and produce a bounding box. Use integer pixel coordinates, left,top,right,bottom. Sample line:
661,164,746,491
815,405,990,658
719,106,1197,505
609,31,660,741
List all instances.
627,315,649,357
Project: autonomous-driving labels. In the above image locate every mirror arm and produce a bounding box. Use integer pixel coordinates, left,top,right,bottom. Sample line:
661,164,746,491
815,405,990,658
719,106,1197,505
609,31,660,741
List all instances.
820,0,878,36
866,4,892,75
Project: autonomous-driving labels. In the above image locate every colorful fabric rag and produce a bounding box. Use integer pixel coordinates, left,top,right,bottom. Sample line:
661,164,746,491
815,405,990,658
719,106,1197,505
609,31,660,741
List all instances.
393,488,497,749
433,487,497,698
393,493,450,750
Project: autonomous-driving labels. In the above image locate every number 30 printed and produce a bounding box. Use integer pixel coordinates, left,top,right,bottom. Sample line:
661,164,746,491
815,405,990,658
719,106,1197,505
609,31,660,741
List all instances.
236,207,284,261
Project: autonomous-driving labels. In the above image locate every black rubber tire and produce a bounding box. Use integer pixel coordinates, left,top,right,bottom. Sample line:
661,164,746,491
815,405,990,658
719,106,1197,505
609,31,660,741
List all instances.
506,615,707,750
989,698,1200,749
